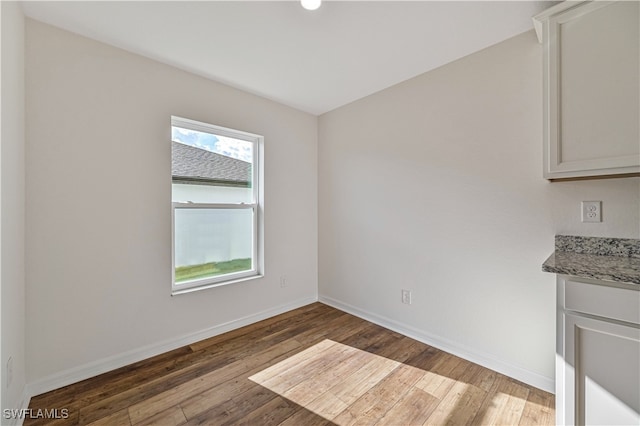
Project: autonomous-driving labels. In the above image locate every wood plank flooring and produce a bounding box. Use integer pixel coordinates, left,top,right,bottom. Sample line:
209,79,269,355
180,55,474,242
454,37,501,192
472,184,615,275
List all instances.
26,303,554,425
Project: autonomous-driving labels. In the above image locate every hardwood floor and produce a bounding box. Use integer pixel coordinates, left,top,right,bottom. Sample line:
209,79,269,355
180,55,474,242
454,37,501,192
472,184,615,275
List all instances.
26,303,554,425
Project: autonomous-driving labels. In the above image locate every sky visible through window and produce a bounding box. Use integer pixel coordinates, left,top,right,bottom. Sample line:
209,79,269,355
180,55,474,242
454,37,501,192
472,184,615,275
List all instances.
172,126,253,163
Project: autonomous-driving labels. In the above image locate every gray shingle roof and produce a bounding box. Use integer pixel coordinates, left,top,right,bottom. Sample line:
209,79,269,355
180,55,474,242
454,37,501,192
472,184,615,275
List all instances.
172,141,251,186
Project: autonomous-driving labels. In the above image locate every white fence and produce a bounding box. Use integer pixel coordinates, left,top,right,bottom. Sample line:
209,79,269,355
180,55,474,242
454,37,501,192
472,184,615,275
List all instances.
173,184,253,267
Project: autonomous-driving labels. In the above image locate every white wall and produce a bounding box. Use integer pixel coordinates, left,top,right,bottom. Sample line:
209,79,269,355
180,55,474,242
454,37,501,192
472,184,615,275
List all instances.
1,0,27,415
318,30,639,391
25,19,317,388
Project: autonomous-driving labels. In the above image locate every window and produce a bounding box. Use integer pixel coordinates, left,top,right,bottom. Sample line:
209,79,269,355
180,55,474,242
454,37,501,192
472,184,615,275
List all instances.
171,116,263,294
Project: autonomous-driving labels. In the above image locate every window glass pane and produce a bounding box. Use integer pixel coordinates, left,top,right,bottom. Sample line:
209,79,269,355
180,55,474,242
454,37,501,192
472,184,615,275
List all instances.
174,208,253,284
170,117,262,293
171,126,253,203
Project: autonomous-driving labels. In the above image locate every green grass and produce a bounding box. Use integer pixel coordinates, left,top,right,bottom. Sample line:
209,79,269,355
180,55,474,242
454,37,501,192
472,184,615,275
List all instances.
175,258,252,283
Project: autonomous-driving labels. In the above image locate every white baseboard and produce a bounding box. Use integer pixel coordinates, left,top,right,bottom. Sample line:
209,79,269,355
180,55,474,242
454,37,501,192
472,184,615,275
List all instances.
25,293,552,404
26,296,317,398
319,295,554,393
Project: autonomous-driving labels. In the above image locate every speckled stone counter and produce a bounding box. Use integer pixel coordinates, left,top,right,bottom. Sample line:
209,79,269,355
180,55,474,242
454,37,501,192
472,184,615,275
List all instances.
542,235,640,285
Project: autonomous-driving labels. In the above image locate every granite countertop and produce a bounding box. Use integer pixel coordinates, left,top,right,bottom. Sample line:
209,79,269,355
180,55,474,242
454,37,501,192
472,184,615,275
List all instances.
542,235,640,285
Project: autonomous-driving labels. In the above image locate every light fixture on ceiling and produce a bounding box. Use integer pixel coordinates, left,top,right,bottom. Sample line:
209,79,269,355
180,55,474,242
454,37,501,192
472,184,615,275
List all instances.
301,0,322,11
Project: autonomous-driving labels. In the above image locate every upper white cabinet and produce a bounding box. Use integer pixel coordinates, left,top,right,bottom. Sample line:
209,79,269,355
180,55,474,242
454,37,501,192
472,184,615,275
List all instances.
534,1,640,180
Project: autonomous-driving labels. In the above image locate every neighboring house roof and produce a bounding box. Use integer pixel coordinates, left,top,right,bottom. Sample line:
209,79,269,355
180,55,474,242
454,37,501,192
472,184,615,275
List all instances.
172,141,251,187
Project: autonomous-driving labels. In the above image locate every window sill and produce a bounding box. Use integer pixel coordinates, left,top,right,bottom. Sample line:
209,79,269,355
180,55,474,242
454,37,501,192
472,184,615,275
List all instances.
171,273,264,296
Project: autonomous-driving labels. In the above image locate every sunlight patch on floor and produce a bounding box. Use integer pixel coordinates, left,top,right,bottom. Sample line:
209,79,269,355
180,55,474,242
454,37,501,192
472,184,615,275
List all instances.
249,339,447,425
474,385,529,425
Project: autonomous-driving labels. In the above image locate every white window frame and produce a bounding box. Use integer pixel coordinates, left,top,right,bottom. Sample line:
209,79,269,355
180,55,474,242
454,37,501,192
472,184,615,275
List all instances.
171,116,264,295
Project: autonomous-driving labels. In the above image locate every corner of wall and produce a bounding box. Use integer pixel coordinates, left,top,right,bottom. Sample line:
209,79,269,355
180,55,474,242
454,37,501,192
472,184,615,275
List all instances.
1,0,28,420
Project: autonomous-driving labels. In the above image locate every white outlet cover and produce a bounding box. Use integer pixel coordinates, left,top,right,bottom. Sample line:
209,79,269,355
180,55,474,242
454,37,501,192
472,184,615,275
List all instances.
401,289,412,305
6,356,13,388
581,201,602,223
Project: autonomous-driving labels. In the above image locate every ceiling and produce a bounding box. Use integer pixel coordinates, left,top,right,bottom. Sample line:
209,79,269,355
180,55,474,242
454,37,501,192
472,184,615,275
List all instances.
21,1,555,115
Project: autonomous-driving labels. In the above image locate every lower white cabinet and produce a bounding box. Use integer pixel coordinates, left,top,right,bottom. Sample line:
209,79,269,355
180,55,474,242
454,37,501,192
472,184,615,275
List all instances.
556,277,640,425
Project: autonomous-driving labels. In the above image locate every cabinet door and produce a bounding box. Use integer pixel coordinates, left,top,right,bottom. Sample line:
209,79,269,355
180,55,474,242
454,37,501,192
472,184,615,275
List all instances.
543,1,640,179
563,313,640,425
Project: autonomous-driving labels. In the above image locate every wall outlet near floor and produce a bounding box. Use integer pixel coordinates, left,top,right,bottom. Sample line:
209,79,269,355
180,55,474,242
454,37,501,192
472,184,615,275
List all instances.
401,289,412,305
581,201,602,223
6,356,13,388
280,275,287,288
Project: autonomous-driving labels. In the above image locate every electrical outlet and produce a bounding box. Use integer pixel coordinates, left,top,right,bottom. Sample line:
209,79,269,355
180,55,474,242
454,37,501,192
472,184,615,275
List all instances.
581,201,602,223
401,289,412,305
6,356,13,388
280,275,287,288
